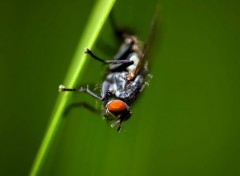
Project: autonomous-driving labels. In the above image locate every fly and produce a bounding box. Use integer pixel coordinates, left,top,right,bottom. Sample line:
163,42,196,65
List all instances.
59,11,158,132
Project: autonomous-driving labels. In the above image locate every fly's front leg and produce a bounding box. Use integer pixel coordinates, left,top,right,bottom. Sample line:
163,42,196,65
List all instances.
101,81,110,100
84,48,133,65
59,85,101,101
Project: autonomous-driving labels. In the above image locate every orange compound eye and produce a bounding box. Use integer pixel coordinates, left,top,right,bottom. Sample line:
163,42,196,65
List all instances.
107,100,127,113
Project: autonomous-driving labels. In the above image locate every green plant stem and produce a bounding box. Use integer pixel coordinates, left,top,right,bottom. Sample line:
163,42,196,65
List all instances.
29,0,116,175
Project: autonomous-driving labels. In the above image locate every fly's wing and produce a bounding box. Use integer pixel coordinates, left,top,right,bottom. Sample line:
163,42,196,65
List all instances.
138,7,160,75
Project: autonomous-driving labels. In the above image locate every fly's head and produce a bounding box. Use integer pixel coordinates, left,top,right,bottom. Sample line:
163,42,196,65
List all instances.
104,99,132,132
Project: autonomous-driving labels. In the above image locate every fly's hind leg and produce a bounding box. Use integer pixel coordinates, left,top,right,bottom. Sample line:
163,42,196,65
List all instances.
109,12,134,41
84,48,133,65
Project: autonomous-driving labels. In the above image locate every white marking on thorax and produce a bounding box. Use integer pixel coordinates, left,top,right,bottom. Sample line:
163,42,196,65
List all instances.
127,53,140,73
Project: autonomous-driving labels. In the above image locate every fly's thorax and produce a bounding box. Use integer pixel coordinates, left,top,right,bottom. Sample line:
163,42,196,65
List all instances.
106,72,128,93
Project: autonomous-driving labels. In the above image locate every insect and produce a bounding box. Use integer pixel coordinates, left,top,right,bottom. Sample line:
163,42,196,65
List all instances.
59,12,157,132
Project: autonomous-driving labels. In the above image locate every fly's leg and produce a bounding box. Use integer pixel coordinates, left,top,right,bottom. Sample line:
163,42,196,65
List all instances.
59,83,110,117
84,48,133,65
109,12,122,39
101,81,110,100
59,82,111,101
109,12,134,40
117,122,122,132
112,39,134,61
110,119,123,133
64,102,102,117
59,85,102,101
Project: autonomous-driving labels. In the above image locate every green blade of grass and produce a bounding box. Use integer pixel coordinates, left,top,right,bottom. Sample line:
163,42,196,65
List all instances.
29,0,116,175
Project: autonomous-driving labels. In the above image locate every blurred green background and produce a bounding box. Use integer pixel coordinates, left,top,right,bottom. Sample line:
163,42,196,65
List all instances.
1,0,240,175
